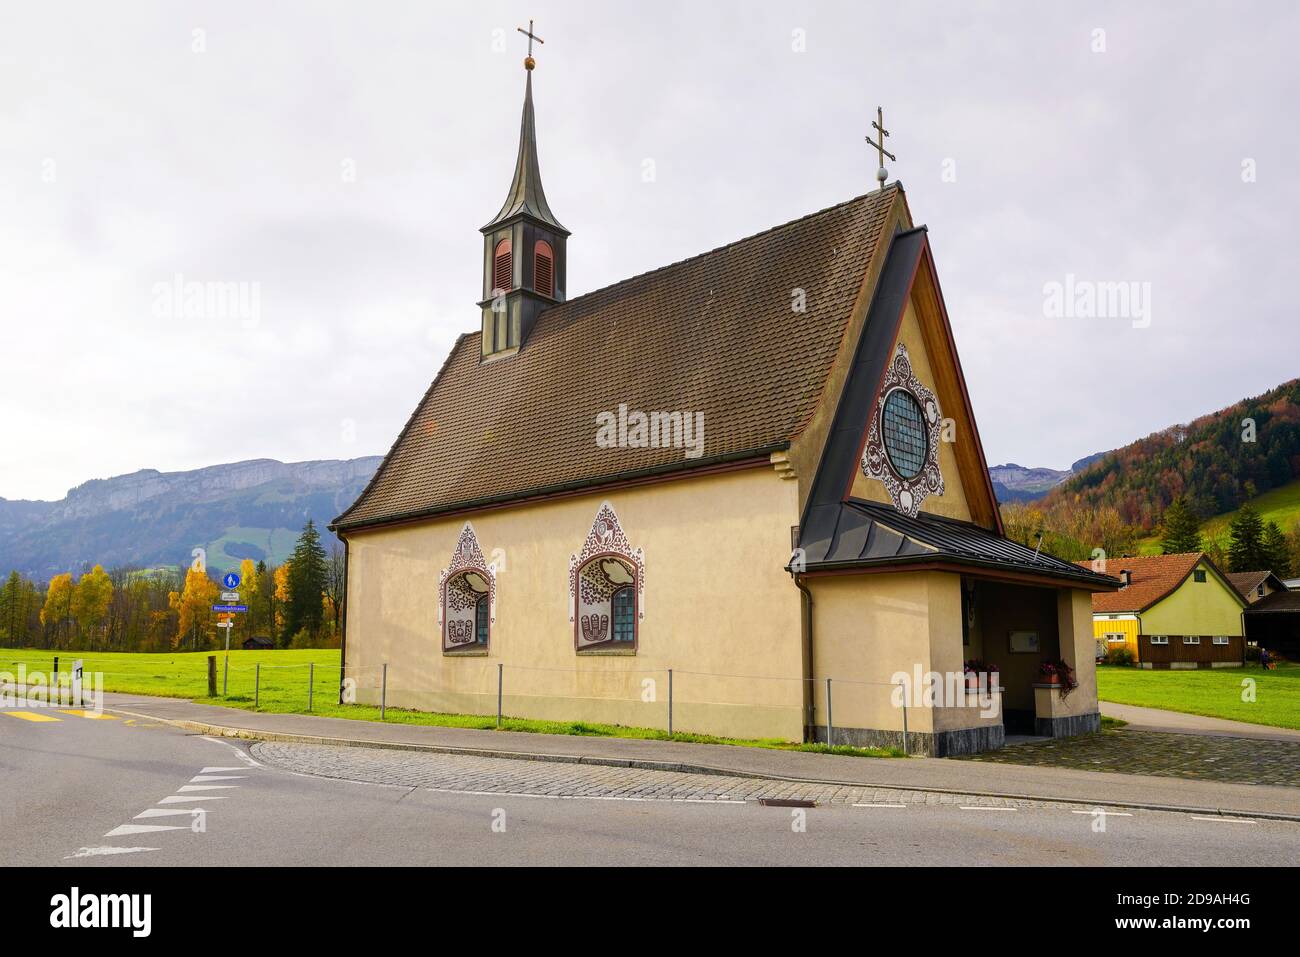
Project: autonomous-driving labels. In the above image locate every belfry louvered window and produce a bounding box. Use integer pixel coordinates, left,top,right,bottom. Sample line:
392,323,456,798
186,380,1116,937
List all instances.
534,240,554,298
492,238,512,294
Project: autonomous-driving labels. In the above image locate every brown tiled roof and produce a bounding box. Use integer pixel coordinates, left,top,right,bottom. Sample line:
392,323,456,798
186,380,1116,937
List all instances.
1075,552,1233,613
1226,571,1272,599
335,187,900,530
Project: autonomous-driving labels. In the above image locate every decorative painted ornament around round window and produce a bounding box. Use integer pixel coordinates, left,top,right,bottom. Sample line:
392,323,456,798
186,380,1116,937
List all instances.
881,388,928,479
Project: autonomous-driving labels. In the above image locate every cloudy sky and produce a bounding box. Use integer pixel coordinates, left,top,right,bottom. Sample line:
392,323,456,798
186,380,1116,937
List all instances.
2,1,1297,501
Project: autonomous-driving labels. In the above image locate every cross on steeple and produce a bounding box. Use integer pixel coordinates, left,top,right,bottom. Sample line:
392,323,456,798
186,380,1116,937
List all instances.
865,106,896,190
517,19,544,69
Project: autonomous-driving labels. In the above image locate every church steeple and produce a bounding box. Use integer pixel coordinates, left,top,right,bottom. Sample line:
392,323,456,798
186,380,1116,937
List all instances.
479,22,568,360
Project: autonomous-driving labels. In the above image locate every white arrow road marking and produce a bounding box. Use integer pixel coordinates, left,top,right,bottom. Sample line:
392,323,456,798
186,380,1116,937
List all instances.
105,824,188,837
159,794,227,804
177,784,240,792
66,846,159,858
135,808,204,819
200,737,262,768
189,775,246,782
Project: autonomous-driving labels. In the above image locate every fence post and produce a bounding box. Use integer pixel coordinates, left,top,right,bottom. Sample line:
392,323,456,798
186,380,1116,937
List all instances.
207,655,217,696
667,668,673,737
825,677,833,747
496,663,503,728
222,654,228,696
897,678,909,756
254,663,261,710
52,656,59,693
308,661,314,712
380,662,387,720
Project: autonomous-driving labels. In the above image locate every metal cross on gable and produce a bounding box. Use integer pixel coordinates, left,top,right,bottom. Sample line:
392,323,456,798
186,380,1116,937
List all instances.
865,106,896,190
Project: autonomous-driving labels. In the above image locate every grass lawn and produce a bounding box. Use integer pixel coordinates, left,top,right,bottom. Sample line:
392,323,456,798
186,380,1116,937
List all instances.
0,648,903,758
1097,662,1300,730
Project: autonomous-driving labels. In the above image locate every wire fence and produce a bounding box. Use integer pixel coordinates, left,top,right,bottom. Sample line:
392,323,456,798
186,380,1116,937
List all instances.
1,651,1007,753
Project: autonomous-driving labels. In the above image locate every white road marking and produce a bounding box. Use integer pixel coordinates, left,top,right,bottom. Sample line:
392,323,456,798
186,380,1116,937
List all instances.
959,806,1017,812
852,803,908,808
177,784,239,792
190,774,246,782
65,846,159,858
135,808,204,819
421,786,746,804
200,765,253,774
158,794,227,804
105,823,188,837
200,737,262,768
1191,815,1257,824
1071,809,1134,817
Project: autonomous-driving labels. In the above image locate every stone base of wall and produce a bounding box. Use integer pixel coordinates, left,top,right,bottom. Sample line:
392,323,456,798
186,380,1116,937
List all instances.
1034,710,1100,738
809,723,1006,757
1209,661,1243,668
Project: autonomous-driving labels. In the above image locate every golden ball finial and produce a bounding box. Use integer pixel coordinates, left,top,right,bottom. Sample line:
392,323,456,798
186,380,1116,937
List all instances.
524,55,535,70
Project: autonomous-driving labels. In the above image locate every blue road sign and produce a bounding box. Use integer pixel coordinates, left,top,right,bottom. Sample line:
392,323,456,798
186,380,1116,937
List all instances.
211,604,248,613
222,572,241,589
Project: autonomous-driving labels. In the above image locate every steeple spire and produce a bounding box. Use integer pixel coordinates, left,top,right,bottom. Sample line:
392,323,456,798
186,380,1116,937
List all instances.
482,70,568,235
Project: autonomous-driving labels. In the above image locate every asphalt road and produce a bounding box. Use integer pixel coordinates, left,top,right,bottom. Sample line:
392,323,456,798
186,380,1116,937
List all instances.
2,706,1297,866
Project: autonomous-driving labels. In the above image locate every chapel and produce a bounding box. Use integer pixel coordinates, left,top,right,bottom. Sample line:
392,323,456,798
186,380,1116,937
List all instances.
332,44,1117,755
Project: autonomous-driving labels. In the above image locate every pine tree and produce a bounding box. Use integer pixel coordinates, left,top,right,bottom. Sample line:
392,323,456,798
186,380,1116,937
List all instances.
1261,520,1291,577
284,520,328,643
1227,502,1266,572
1159,497,1202,554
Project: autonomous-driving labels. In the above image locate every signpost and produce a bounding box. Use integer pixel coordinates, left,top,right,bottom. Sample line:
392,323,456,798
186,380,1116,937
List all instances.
72,659,83,708
216,573,246,695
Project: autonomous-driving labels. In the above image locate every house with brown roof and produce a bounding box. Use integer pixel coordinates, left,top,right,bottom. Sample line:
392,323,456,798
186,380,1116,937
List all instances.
1080,553,1247,668
1226,570,1286,604
331,52,1118,755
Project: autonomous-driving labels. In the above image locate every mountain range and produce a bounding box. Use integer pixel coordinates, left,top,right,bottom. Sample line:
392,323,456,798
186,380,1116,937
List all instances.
0,458,382,581
987,453,1109,503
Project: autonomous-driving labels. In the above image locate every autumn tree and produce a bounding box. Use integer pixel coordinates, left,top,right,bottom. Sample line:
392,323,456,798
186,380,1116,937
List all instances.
324,544,346,638
1159,497,1202,554
40,573,75,646
168,567,219,649
70,565,113,648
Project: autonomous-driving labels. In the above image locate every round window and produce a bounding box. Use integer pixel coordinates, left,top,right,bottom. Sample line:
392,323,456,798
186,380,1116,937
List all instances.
881,389,928,479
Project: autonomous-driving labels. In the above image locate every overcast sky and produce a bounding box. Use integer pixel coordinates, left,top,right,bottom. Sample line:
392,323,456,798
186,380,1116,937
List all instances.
2,1,1297,501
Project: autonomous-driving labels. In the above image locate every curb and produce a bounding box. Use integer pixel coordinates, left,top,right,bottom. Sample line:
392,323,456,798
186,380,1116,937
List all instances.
108,706,1300,823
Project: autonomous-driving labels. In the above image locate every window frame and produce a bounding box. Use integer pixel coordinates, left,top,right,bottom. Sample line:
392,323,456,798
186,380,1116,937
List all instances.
574,552,639,654
1212,635,1230,646
1148,635,1169,645
1193,569,1207,583
1183,635,1201,645
1105,633,1127,643
443,566,492,654
879,386,929,481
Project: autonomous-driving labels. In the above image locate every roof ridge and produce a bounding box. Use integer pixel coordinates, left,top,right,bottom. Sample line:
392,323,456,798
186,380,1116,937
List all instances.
554,186,903,312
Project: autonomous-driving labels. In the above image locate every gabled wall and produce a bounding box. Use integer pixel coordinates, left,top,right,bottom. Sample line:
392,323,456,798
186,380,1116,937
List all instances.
1141,561,1246,637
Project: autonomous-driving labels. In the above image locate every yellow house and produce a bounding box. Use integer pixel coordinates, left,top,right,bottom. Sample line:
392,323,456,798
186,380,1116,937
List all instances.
1084,553,1247,668
331,54,1118,755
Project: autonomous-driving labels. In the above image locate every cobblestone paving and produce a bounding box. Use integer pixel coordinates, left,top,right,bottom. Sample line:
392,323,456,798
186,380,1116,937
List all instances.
253,742,1091,810
960,730,1300,787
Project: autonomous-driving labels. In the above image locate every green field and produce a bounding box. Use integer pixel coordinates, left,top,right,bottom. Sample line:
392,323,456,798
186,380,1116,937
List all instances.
0,648,901,758
1138,478,1300,555
1097,663,1300,730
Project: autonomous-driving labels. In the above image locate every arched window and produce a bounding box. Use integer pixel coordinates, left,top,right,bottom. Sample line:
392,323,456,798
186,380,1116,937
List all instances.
534,240,554,298
475,595,490,646
611,587,635,644
492,238,513,294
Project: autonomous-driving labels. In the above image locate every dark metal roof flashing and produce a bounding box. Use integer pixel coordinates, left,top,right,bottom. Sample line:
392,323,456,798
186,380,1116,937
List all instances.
482,72,569,236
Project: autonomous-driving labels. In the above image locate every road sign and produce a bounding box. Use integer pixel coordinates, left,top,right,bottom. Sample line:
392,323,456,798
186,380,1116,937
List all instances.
211,604,248,613
221,591,240,602
216,621,233,629
222,572,241,589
